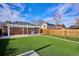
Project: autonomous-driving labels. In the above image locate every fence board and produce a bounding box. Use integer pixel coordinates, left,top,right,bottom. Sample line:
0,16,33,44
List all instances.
41,29,79,37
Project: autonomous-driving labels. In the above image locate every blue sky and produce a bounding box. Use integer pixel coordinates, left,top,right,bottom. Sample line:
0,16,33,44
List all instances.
0,3,79,27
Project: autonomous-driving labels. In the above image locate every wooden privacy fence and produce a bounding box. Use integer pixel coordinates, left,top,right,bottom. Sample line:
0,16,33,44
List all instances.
41,29,79,37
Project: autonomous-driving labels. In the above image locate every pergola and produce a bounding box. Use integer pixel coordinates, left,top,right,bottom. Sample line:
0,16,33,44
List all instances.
2,23,40,38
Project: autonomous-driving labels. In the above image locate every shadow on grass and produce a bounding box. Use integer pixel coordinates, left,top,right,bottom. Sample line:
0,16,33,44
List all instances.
0,38,16,56
35,44,52,52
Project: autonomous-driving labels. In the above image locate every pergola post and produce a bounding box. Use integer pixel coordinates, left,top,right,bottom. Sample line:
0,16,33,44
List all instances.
22,27,24,35
33,28,34,35
39,27,40,35
27,25,28,35
7,24,10,38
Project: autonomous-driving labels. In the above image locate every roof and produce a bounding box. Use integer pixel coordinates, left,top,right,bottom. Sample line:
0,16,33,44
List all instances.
47,23,65,29
5,21,35,26
47,23,55,26
47,23,56,29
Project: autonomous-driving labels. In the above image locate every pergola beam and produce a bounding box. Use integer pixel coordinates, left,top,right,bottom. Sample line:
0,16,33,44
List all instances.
7,24,40,28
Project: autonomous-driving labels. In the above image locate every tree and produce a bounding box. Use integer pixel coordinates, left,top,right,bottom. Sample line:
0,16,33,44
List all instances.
75,17,79,28
53,13,62,28
68,17,79,29
34,19,46,25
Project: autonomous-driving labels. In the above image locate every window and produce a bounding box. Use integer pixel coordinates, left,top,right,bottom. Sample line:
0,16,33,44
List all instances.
44,25,46,27
10,28,12,31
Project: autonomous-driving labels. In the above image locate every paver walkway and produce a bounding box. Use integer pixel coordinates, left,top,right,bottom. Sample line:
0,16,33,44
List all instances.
18,50,39,56
0,34,41,39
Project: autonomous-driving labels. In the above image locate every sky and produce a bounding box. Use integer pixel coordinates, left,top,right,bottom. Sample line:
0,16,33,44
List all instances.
0,3,79,27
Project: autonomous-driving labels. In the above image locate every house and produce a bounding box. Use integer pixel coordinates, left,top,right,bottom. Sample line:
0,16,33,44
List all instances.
40,23,47,29
0,21,65,38
69,25,79,29
54,24,65,29
0,21,40,38
47,23,56,29
41,22,65,29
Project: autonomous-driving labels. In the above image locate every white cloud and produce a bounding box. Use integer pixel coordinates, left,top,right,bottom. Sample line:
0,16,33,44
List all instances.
42,17,56,24
39,4,63,18
0,3,26,22
61,19,75,27
8,3,25,11
58,3,72,13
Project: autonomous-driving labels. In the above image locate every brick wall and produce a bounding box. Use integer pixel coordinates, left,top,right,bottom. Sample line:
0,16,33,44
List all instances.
28,28,32,34
24,28,27,34
10,27,23,35
2,26,40,36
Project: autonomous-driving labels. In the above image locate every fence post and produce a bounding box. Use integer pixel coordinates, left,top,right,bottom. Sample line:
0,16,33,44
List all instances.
63,28,66,38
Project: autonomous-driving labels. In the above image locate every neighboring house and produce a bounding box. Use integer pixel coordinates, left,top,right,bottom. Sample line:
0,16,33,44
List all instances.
48,23,65,29
41,23,65,29
40,23,47,29
47,23,56,29
54,24,65,29
0,21,40,38
69,25,79,29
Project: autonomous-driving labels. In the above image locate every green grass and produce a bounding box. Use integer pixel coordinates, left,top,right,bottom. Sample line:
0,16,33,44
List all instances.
47,34,79,42
0,35,79,56
48,35,79,42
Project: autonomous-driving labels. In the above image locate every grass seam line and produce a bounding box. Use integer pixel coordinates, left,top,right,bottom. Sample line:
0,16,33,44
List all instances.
42,35,79,44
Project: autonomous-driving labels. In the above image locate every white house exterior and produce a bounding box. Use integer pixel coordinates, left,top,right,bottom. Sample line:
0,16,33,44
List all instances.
40,23,47,29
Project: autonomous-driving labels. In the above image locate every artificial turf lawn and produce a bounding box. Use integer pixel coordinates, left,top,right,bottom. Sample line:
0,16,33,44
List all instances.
0,35,79,56
48,34,79,42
